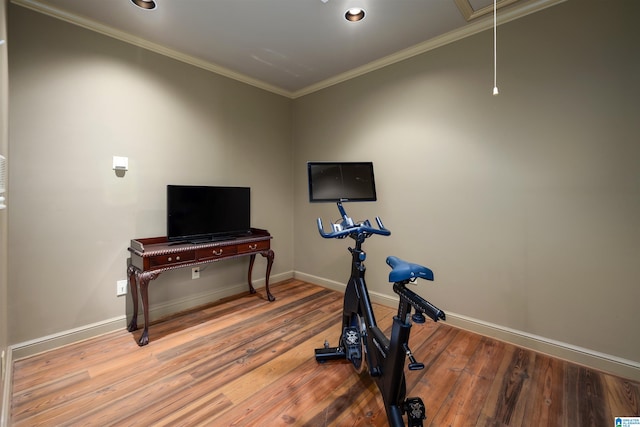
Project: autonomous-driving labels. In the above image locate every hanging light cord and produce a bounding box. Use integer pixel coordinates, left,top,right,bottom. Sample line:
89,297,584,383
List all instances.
493,0,499,95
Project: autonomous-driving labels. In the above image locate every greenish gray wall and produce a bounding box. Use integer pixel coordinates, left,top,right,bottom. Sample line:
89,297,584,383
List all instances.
293,0,639,365
6,0,640,376
1,0,9,420
7,4,294,344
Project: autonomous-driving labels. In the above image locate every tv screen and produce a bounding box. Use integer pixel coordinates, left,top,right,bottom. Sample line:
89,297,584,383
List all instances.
167,185,250,242
307,161,377,202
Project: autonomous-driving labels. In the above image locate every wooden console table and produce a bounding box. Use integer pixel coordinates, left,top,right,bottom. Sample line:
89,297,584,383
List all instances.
127,228,275,346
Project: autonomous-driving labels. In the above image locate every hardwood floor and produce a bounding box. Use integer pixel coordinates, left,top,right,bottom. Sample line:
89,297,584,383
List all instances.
11,279,640,426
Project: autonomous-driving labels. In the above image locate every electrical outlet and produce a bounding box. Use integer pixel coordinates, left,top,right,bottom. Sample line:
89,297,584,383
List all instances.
116,280,128,296
192,267,200,280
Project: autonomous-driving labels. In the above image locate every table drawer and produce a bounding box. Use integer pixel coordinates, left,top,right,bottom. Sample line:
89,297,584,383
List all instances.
237,240,270,254
196,245,238,261
148,251,196,268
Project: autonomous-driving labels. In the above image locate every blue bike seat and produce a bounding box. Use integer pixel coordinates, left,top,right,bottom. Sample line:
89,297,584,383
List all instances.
386,256,434,282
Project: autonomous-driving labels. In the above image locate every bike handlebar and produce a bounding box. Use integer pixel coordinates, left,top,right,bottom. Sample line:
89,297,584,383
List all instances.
316,216,391,239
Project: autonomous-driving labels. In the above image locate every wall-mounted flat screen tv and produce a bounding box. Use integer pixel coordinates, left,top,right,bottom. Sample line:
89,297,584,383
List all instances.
167,185,250,242
307,161,377,202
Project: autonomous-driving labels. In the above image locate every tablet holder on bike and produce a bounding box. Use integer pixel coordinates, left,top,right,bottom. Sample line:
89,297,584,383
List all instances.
314,201,445,427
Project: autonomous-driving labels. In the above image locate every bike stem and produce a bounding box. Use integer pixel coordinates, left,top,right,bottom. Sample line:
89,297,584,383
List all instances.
346,242,379,336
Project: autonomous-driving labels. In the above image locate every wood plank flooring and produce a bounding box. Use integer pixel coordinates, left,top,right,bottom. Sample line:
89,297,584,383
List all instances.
11,279,640,426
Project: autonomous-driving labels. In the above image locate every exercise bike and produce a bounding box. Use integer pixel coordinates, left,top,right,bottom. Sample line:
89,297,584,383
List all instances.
314,202,446,427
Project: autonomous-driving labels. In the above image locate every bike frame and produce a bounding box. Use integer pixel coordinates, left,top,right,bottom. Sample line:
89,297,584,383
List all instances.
314,202,445,427
344,238,413,426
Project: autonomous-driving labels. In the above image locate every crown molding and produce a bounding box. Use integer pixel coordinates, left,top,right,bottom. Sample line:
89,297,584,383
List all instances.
10,0,292,98
292,0,567,98
11,0,566,100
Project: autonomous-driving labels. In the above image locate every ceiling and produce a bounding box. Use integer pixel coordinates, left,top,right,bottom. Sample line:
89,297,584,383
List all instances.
11,0,564,98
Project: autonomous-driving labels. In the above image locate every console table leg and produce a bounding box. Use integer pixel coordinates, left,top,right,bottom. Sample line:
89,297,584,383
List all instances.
138,273,151,346
262,249,275,302
135,271,158,346
247,251,276,301
247,254,257,295
126,265,138,332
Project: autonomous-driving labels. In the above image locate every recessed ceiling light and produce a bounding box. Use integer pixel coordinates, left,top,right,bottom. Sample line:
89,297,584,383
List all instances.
345,8,365,22
131,0,157,10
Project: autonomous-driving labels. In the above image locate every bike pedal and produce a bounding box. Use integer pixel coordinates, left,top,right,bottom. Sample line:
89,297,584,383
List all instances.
404,397,426,427
341,327,362,361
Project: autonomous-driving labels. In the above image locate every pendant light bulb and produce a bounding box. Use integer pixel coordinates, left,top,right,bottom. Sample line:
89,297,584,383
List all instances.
493,86,499,96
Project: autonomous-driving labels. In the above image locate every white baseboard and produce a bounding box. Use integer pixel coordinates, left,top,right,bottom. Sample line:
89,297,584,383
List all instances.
444,312,640,382
294,271,640,382
132,271,291,325
1,271,293,427
10,316,129,361
10,271,293,361
6,269,638,383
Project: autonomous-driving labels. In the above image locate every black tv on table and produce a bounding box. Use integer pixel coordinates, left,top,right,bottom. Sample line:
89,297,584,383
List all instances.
167,185,250,243
307,161,377,203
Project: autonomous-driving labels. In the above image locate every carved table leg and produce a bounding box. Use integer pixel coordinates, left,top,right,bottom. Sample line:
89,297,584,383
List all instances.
126,265,139,332
247,250,276,301
247,254,257,295
136,271,159,346
262,249,275,302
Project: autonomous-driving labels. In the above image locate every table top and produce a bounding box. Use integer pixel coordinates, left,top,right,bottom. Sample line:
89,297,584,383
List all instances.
129,228,271,256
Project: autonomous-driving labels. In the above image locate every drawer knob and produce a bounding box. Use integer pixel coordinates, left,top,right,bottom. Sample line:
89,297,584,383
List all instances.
176,256,181,261
213,249,223,256
168,257,172,262
249,244,257,250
